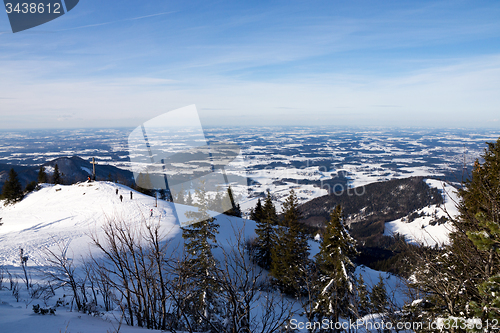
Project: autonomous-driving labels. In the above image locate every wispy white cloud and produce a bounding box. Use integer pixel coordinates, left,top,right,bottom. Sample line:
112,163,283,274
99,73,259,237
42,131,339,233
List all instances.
1,53,500,129
54,11,177,31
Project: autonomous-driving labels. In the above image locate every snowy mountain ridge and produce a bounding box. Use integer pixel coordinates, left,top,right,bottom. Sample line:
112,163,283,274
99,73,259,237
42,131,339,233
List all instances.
0,181,256,267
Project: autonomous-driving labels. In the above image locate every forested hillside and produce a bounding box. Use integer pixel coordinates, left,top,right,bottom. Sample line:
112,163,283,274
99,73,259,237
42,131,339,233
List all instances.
0,156,134,190
298,176,442,231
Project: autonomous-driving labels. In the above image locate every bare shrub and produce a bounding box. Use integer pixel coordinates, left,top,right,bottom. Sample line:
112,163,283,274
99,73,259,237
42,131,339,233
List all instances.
88,216,173,330
42,240,84,311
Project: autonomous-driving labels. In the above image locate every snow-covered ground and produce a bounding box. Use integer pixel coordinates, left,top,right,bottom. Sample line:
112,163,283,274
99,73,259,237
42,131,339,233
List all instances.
383,179,460,246
236,165,330,214
0,285,162,333
0,181,410,332
0,181,257,332
0,182,178,266
339,164,445,189
0,181,257,267
355,265,408,308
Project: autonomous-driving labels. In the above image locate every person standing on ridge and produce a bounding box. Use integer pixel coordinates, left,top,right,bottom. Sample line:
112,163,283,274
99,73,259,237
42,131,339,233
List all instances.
120,195,123,202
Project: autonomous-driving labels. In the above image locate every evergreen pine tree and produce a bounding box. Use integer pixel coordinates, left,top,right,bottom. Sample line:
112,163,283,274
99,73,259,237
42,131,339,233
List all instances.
250,198,264,222
37,166,47,183
459,138,500,319
53,164,62,185
254,190,277,269
233,203,242,217
467,211,500,320
262,189,277,223
270,189,310,294
24,180,37,193
408,141,500,322
356,273,370,316
370,275,388,314
2,168,24,205
181,181,220,327
314,205,358,324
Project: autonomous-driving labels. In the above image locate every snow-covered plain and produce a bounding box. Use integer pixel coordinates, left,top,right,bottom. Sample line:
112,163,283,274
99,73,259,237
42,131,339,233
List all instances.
338,163,445,189
1,127,494,219
236,165,330,213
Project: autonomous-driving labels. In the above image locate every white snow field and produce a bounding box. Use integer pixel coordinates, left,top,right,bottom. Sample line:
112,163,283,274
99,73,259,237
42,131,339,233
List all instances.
383,179,460,246
0,290,163,333
0,181,412,333
0,182,179,267
238,165,330,213
0,181,257,333
0,181,259,267
338,163,445,189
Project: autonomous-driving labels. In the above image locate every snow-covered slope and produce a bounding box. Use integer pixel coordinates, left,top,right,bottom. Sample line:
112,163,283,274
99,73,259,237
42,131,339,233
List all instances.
0,180,412,333
355,265,409,307
0,181,255,267
0,181,260,333
383,179,460,246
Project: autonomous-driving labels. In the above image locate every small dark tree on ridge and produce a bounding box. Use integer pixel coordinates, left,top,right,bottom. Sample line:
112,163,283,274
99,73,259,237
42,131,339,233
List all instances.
2,168,24,205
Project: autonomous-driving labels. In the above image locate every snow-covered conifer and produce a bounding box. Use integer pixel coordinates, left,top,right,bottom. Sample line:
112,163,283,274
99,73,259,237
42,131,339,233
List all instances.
181,181,221,329
356,273,370,316
314,205,358,323
271,189,310,294
254,190,277,269
370,274,388,314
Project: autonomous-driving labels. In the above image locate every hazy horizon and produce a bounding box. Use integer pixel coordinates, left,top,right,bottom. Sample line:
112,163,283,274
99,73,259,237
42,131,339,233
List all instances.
0,124,500,132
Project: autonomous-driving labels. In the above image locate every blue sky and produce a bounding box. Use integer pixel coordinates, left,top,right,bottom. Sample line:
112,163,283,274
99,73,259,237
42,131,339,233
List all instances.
1,0,500,129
